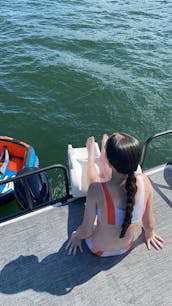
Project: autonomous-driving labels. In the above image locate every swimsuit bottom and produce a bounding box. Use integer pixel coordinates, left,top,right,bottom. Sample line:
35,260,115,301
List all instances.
85,238,134,257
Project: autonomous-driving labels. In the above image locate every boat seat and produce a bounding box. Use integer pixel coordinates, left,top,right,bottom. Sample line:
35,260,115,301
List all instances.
0,146,9,175
8,157,24,173
0,146,24,174
164,161,172,187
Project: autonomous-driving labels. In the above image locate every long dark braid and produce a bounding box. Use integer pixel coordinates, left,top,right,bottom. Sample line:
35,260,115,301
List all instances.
106,132,141,239
120,172,137,238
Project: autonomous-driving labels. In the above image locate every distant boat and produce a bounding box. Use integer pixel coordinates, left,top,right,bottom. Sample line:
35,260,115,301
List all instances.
0,136,38,203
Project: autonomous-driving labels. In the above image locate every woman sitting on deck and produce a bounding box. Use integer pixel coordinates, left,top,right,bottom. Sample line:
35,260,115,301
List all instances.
66,133,164,256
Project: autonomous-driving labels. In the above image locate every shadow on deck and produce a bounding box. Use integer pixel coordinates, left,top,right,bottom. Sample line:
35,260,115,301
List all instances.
0,166,171,305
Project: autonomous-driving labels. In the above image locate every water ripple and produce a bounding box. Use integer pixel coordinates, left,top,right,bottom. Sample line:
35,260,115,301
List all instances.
0,0,172,167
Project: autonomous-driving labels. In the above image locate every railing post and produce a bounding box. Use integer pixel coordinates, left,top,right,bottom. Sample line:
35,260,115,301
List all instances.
140,129,172,169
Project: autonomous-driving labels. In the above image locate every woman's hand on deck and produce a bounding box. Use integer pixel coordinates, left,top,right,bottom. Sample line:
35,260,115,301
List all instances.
66,231,83,256
144,229,164,250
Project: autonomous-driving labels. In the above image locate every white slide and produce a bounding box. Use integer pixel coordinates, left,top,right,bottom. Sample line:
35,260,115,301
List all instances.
68,143,142,198
68,143,101,197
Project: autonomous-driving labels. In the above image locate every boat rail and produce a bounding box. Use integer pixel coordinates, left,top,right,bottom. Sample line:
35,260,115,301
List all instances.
140,129,172,168
0,164,71,222
0,129,171,222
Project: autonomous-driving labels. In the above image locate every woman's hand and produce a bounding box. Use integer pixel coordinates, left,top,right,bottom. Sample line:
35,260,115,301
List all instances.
144,229,164,250
66,231,83,256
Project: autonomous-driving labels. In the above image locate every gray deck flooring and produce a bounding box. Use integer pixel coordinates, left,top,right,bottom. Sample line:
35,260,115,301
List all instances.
0,165,172,306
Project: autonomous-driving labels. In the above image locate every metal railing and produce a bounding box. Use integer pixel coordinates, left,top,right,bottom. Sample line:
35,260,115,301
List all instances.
0,164,71,222
140,129,172,168
0,130,172,222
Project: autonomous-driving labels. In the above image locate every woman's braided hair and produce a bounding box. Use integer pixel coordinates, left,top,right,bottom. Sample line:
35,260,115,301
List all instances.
106,132,141,238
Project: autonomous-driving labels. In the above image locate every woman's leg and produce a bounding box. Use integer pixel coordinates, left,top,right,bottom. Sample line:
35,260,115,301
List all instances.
86,136,100,185
100,134,112,181
86,135,112,186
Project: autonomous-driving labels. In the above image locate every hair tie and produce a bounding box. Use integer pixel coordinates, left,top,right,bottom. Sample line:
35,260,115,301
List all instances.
128,171,135,178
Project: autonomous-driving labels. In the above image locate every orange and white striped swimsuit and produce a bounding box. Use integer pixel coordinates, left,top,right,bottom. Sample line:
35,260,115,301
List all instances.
85,175,145,257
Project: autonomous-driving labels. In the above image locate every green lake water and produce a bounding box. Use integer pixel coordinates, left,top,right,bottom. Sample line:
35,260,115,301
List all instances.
1,0,172,173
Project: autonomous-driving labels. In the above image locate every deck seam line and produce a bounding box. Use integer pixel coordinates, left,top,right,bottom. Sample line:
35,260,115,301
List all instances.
0,205,56,227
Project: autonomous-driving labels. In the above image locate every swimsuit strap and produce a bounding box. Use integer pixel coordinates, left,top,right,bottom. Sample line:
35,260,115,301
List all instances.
101,183,116,225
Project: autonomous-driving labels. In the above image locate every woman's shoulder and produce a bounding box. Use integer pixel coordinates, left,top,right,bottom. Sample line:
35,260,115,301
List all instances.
87,182,104,206
87,182,104,195
136,173,153,193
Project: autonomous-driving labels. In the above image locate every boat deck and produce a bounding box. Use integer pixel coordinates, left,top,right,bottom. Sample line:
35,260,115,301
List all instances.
0,165,172,306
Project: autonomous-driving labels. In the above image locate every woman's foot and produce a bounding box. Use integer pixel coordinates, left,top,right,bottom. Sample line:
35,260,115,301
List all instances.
102,134,109,146
100,134,112,181
86,136,95,161
100,134,109,161
86,136,100,184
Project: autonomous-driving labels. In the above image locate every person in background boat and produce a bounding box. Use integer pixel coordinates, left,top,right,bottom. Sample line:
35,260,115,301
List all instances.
66,133,164,256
